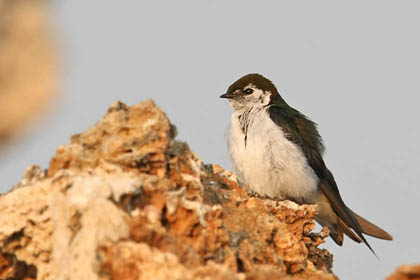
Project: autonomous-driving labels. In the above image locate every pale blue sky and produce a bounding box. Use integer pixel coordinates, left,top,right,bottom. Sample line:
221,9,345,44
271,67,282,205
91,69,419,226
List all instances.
1,1,419,279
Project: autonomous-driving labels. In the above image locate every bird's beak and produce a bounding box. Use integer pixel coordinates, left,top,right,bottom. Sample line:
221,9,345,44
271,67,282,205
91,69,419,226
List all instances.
220,93,235,99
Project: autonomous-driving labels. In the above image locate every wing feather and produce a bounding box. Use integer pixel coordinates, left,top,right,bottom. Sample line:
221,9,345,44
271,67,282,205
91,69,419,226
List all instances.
268,105,376,254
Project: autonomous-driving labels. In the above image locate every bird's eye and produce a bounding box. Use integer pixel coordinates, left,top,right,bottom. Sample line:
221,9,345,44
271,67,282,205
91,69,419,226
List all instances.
244,88,254,94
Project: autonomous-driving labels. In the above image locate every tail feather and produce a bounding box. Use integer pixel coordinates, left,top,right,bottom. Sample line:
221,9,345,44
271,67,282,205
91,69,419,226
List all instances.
315,192,392,254
338,217,362,243
330,230,343,246
350,209,393,241
330,217,363,246
318,178,377,255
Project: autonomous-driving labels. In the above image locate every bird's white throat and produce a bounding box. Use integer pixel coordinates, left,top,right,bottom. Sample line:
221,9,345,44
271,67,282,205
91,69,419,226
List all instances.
228,106,319,203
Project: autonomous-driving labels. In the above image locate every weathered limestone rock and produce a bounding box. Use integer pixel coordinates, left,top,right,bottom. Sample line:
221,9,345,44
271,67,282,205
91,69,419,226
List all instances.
0,0,56,143
386,264,420,280
0,100,335,279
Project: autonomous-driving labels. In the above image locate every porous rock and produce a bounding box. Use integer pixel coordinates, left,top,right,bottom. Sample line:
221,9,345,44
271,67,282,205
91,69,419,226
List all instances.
386,264,420,280
0,100,335,279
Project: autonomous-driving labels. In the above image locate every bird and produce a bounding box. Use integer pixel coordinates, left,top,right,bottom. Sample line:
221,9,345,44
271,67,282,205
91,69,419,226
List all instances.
220,73,393,254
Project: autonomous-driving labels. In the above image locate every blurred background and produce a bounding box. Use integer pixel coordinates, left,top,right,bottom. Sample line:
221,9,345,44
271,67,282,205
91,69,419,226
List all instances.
0,0,419,279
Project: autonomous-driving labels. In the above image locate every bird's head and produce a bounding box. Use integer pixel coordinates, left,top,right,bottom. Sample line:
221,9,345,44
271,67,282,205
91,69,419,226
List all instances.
220,73,280,110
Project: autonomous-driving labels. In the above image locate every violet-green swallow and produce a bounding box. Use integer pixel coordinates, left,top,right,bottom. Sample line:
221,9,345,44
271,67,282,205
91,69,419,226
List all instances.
220,73,392,253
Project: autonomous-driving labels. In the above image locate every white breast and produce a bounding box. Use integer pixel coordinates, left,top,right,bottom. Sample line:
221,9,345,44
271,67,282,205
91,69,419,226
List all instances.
228,107,318,203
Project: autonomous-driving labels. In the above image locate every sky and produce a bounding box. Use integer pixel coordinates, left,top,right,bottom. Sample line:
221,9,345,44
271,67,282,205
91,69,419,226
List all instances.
1,1,419,279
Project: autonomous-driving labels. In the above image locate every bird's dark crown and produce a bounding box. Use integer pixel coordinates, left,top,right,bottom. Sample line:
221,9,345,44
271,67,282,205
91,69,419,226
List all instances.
227,73,280,96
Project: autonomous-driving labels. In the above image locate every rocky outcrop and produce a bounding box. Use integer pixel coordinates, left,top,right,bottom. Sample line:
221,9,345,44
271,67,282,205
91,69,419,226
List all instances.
0,0,56,144
386,264,420,280
0,100,335,279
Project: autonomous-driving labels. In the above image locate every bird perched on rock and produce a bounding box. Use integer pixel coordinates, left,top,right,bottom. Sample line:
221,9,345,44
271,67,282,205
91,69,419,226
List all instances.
220,73,392,253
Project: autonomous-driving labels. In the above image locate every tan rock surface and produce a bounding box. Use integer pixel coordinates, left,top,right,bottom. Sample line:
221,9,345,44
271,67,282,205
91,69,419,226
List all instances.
386,264,420,280
0,100,335,279
0,0,56,143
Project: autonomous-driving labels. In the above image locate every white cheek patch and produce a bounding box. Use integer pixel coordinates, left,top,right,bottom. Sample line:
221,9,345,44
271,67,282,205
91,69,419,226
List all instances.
261,91,271,105
246,88,270,106
228,85,271,110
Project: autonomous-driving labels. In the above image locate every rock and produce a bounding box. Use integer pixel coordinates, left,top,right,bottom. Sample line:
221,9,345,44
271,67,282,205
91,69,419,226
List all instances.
0,100,335,280
386,264,420,280
0,0,56,144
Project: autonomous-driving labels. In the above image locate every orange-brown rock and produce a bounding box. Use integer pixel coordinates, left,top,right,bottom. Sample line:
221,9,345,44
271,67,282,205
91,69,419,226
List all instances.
0,100,335,279
386,264,420,280
0,0,56,144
